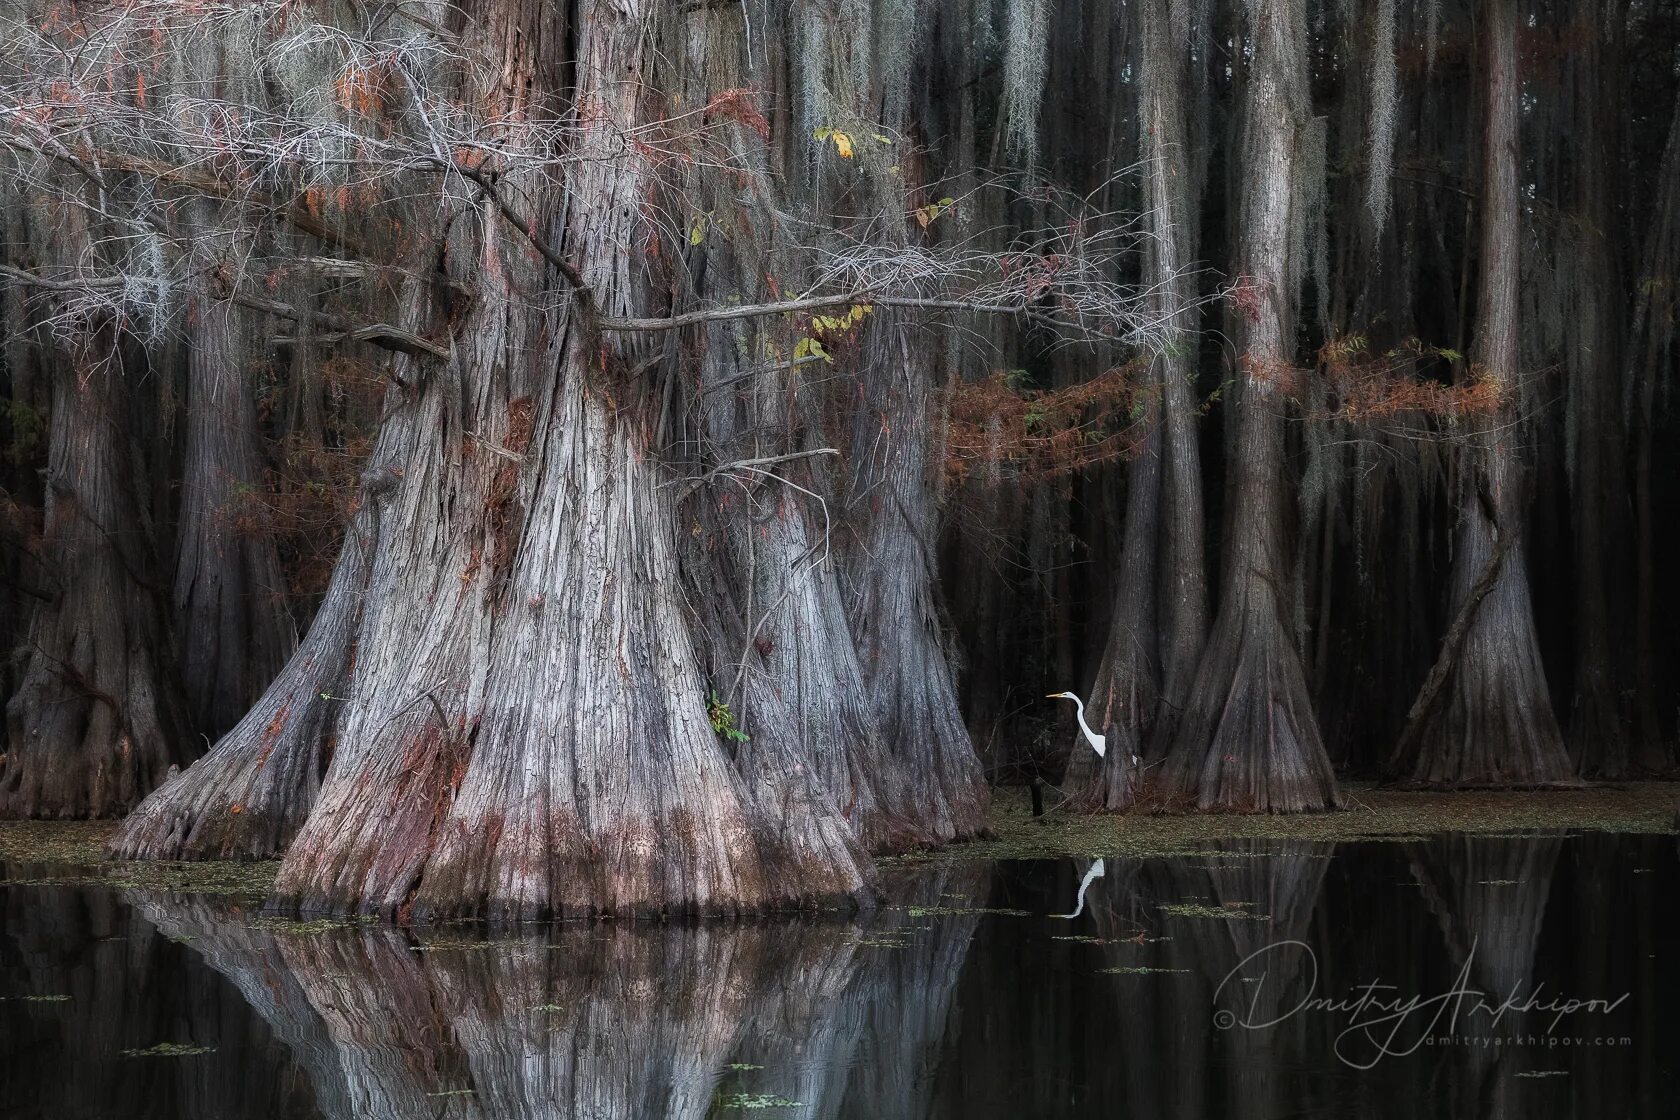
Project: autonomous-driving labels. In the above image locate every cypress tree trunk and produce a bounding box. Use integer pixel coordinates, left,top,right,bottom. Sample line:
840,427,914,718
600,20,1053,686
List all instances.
667,7,935,854
119,0,874,917
843,325,989,843
277,0,868,920
1074,0,1210,809
1072,408,1159,809
1392,0,1574,788
2,316,193,817
173,295,296,739
1158,0,1340,813
108,507,369,860
1625,86,1680,772
1144,0,1211,760
791,1,987,843
1565,0,1633,776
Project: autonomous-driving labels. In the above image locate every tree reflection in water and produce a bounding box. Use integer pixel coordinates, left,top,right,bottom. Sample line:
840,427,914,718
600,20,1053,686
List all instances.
931,835,1667,1120
123,865,990,1120
1,836,1672,1120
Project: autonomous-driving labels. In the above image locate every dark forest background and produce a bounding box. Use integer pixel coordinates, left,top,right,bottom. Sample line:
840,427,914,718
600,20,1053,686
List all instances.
0,0,1677,898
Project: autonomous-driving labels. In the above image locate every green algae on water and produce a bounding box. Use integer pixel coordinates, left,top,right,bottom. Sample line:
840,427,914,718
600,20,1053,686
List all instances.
895,783,1680,865
1158,902,1271,920
121,1042,214,1058
721,1094,801,1110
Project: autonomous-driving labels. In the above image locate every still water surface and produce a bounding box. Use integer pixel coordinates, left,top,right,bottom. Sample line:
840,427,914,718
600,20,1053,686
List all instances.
0,834,1673,1119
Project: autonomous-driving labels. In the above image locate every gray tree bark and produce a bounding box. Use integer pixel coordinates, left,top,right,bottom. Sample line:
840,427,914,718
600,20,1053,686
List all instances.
173,294,296,739
1392,0,1574,788
120,0,877,917
1073,0,1210,809
3,315,193,817
1158,0,1340,813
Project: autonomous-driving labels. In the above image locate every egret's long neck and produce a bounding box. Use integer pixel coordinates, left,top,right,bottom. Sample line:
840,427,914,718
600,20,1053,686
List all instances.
1070,695,1094,739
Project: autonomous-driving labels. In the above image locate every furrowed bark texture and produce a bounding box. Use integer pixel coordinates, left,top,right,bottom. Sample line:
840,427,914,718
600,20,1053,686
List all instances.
108,512,369,860
1071,406,1157,810
669,8,928,855
173,296,297,739
843,327,989,844
1074,0,1209,809
1159,0,1339,813
1393,0,1573,788
1142,0,1211,760
2,325,192,817
794,0,987,844
265,0,872,920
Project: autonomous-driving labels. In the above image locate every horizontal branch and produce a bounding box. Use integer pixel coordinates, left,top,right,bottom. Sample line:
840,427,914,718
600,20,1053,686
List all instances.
599,292,1028,333
221,291,449,358
0,264,447,359
0,132,384,261
0,264,114,292
668,448,840,497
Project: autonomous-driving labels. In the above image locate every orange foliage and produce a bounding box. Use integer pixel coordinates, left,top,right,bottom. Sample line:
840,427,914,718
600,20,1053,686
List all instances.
1312,335,1505,423
703,87,770,140
225,357,385,601
332,62,392,119
944,359,1150,487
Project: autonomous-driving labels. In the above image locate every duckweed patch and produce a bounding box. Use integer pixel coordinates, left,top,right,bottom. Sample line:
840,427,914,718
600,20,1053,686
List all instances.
852,936,912,948
895,783,1680,864
1158,902,1271,920
121,1042,214,1058
722,1094,801,1110
0,823,280,896
243,916,378,936
0,821,116,865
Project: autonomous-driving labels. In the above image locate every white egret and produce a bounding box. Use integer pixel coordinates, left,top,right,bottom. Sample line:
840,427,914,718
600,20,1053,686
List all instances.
1046,691,1106,757
1047,692,1140,765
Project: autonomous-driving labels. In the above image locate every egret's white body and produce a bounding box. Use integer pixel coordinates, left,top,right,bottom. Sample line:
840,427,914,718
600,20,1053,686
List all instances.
1047,691,1106,757
1047,691,1140,765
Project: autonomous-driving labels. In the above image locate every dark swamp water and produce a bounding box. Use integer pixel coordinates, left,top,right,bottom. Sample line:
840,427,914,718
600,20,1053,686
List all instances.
1,834,1674,1119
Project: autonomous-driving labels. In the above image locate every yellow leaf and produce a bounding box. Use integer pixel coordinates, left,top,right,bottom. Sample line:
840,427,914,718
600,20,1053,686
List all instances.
794,336,832,363
689,214,707,246
832,131,854,159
